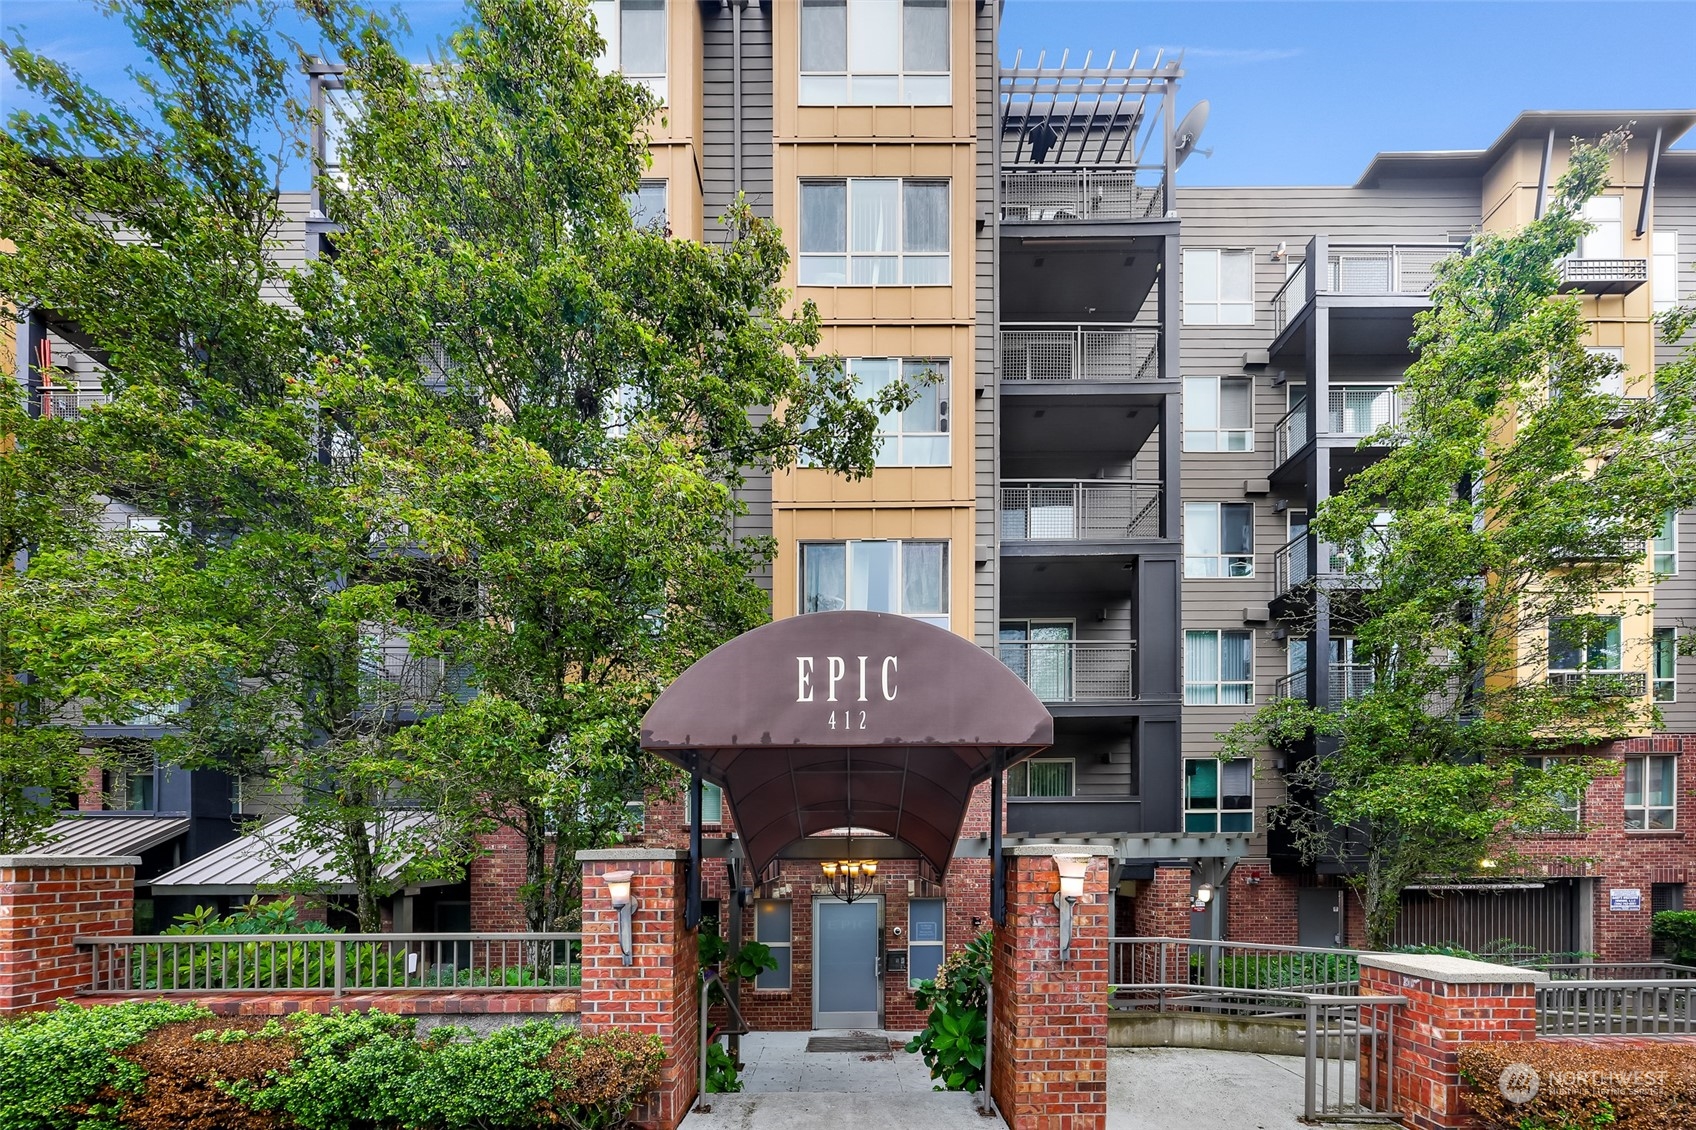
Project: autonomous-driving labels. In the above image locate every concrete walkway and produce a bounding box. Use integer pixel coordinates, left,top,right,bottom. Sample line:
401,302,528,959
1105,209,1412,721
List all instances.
1107,1047,1379,1130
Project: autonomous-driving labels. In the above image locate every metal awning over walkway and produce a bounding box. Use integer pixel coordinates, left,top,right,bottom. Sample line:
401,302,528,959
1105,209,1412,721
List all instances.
29,814,190,858
149,813,449,895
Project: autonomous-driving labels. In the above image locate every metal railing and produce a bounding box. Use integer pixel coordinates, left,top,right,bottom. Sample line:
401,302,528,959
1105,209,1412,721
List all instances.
1547,670,1649,697
360,644,477,705
1537,980,1696,1036
1557,258,1648,290
1543,962,1696,981
1272,261,1308,333
37,389,111,420
1328,385,1405,438
1271,244,1451,332
1273,665,1377,704
1001,168,1164,222
1111,936,1363,997
999,324,1161,382
79,933,582,996
999,481,1162,540
1308,995,1404,1122
996,640,1135,702
1274,403,1310,466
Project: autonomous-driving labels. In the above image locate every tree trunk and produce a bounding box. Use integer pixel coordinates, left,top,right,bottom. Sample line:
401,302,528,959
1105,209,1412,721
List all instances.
523,805,547,933
343,811,382,933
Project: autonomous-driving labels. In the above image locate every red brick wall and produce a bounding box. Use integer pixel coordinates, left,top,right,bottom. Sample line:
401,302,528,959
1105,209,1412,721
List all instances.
990,852,1109,1130
468,823,533,932
1130,865,1191,940
0,856,135,1015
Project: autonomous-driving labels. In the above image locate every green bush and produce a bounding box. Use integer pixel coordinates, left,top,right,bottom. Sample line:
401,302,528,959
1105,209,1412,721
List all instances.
143,900,410,991
905,931,992,1093
1192,952,1359,990
0,1000,210,1130
703,1042,742,1094
1652,911,1696,963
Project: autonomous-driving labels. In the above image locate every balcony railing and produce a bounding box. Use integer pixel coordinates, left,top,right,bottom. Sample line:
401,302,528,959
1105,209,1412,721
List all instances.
37,389,111,420
1273,665,1376,704
1557,258,1648,296
1273,535,1354,597
1000,481,1162,541
1000,325,1161,382
1271,243,1453,332
1274,404,1310,466
996,640,1136,702
1328,385,1405,438
1548,671,1649,697
1000,168,1164,222
359,644,477,706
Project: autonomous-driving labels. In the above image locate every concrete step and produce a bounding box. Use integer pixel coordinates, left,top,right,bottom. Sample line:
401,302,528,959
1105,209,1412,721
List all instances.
679,1091,1000,1130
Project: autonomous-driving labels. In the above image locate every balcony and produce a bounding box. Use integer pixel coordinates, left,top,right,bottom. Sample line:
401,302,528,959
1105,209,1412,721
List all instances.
1557,258,1648,296
1548,670,1649,697
1000,325,1161,383
1274,404,1310,467
359,644,477,708
996,640,1136,703
1273,535,1354,598
1000,481,1162,542
37,389,111,421
1273,664,1376,704
1000,168,1164,223
1275,385,1405,471
1271,243,1453,333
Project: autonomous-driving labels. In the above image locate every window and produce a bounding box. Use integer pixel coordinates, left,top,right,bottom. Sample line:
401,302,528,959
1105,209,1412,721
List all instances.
1007,758,1074,797
1183,376,1252,451
1184,758,1253,834
1624,754,1676,831
1653,231,1680,313
590,0,668,100
1185,630,1253,705
689,781,724,825
754,900,792,990
800,0,949,106
1582,346,1627,398
799,179,949,285
104,756,156,812
908,898,945,987
1655,627,1678,703
1575,195,1624,260
1522,755,1583,829
626,180,667,231
800,540,948,629
846,358,949,465
1185,502,1254,578
1548,616,1623,673
999,620,1074,701
1182,248,1254,325
1654,512,1678,576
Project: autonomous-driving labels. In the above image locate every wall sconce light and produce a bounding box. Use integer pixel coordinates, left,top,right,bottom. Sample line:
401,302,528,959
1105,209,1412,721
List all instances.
603,869,637,965
1054,855,1090,964
1191,884,1214,914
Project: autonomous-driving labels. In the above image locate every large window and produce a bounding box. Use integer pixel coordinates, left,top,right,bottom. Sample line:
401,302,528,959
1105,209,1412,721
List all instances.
1548,616,1623,673
754,900,793,990
800,540,948,629
1520,755,1583,831
908,898,946,987
799,179,949,286
689,781,724,826
1183,376,1252,451
1007,758,1075,797
846,358,949,465
800,0,950,106
590,0,668,100
1655,627,1678,703
1185,502,1254,578
1185,630,1253,705
999,620,1074,701
1654,512,1679,576
1184,758,1253,834
1575,195,1624,259
1653,231,1680,313
1625,754,1676,831
1581,346,1628,398
1182,248,1254,325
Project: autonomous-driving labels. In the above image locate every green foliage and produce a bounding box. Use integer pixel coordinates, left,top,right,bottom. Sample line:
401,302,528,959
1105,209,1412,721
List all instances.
0,1000,209,1130
728,941,780,984
906,931,992,1093
1193,952,1359,990
703,1041,743,1094
1652,911,1696,963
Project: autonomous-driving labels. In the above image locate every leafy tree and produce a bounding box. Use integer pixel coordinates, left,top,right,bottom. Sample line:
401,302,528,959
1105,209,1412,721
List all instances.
1220,133,1696,948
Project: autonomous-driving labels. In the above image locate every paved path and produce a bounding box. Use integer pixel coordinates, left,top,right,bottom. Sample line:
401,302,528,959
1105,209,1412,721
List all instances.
1107,1047,1379,1130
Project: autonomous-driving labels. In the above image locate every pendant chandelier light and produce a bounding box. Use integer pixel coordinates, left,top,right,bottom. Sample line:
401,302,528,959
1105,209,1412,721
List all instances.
821,857,878,903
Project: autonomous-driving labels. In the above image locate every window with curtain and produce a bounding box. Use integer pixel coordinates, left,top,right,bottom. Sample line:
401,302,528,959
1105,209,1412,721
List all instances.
1007,758,1075,797
800,540,948,629
754,900,793,989
1182,248,1254,325
688,782,724,825
1575,195,1624,259
1655,628,1678,703
908,898,945,987
1654,512,1678,576
1185,502,1254,578
799,179,949,285
1182,376,1252,451
998,620,1074,701
800,0,950,106
1625,754,1676,831
1548,616,1623,672
625,180,668,231
844,358,949,465
1183,758,1253,833
1185,630,1253,705
590,0,668,100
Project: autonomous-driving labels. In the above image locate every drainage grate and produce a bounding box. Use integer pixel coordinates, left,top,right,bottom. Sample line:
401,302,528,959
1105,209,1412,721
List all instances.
805,1035,889,1053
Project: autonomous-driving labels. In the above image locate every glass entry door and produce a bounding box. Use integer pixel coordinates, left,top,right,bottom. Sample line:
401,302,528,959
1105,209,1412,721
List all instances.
814,898,882,1028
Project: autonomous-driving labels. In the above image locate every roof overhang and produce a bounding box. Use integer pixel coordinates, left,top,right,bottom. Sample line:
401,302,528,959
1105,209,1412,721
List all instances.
640,611,1054,875
29,814,190,858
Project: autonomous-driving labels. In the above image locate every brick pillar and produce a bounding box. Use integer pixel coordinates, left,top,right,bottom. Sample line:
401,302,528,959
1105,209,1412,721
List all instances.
0,855,136,1015
991,847,1111,1130
578,848,699,1130
1358,953,1546,1130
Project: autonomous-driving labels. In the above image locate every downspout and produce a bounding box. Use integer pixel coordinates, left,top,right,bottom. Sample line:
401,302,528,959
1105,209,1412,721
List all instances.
1637,127,1662,239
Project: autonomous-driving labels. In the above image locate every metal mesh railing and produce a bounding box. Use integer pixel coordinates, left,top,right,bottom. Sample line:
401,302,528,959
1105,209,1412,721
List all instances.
1000,168,1164,222
37,389,111,420
1000,325,1161,382
1329,663,1376,702
1272,262,1308,333
1325,245,1449,295
1547,670,1649,697
1328,386,1404,437
360,644,477,706
999,481,1161,540
996,640,1135,702
1558,258,1648,287
1537,981,1696,1036
1275,403,1310,465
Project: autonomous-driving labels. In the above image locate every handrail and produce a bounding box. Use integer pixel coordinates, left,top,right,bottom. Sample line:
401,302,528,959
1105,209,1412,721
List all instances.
697,967,751,1112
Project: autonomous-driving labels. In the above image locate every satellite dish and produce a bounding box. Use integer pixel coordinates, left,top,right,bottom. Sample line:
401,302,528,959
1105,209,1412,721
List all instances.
1174,100,1213,167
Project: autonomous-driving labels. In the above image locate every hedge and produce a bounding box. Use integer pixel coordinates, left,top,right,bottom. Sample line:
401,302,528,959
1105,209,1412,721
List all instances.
1460,1041,1696,1130
0,1003,663,1130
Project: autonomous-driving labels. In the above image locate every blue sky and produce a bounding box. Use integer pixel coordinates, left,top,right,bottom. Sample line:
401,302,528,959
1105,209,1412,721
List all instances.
3,0,1693,187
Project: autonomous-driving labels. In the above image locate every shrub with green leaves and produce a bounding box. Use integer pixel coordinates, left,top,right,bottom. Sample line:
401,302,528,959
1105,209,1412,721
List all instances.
1653,911,1696,964
905,931,992,1093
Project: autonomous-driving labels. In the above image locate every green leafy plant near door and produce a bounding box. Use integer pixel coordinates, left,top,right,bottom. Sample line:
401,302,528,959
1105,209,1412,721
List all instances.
905,931,992,1093
696,918,777,1093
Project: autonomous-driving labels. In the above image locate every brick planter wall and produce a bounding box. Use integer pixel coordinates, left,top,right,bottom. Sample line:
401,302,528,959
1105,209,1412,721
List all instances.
0,855,136,1015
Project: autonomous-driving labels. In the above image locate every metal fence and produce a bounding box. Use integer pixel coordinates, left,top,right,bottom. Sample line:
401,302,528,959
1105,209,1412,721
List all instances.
1001,168,1164,222
1110,937,1363,996
999,325,1161,382
37,389,111,420
1271,244,1451,332
1274,403,1309,466
997,640,1136,702
1537,980,1696,1036
1547,670,1649,697
1328,385,1405,438
999,481,1162,540
1308,995,1405,1122
78,932,582,996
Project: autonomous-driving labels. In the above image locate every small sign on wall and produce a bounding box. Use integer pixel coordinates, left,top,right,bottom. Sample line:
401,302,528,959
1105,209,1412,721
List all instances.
1609,888,1643,912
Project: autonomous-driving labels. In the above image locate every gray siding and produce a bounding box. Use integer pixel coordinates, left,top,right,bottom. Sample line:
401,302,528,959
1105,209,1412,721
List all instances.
702,2,774,236
1654,172,1696,729
972,0,999,648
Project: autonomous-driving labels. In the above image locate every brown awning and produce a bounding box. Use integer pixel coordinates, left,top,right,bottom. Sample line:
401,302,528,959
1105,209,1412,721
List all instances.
640,611,1054,874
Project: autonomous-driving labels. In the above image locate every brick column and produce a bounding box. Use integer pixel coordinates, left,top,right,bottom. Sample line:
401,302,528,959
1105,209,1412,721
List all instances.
578,848,698,1130
991,846,1111,1130
0,855,136,1015
1358,953,1547,1130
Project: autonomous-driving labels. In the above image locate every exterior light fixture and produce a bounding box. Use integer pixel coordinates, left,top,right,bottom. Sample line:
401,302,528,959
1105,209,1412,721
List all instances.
1191,884,1214,913
821,858,878,903
1054,855,1090,964
603,869,637,965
